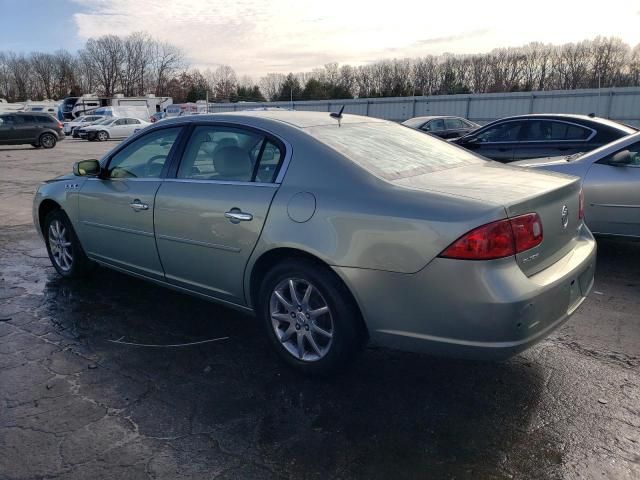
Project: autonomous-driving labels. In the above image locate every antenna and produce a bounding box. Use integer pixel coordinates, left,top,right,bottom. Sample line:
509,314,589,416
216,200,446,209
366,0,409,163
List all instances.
330,105,345,126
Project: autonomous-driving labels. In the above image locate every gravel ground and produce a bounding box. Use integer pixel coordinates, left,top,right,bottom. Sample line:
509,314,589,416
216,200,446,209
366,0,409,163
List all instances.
0,140,638,480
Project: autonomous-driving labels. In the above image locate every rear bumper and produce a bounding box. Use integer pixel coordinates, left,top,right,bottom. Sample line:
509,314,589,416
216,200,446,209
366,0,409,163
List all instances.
334,224,596,360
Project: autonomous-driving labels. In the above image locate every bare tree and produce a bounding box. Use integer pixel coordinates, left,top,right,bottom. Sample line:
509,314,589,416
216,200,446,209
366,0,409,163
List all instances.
206,65,237,100
590,37,629,87
151,41,182,96
259,73,285,101
6,53,32,100
82,35,125,96
30,53,56,99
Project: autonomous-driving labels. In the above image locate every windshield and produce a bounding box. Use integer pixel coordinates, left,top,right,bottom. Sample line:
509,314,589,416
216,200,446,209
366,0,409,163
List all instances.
306,122,485,180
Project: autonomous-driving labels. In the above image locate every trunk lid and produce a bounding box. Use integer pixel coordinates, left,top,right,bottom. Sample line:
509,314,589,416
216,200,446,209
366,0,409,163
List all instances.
393,162,582,276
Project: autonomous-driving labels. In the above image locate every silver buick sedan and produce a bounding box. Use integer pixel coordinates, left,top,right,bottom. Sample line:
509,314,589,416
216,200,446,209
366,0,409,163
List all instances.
33,111,596,375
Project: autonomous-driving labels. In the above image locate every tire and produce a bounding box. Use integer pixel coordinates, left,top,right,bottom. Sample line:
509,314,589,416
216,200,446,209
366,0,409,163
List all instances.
43,210,94,278
31,143,42,148
39,133,57,149
258,259,364,376
97,131,108,142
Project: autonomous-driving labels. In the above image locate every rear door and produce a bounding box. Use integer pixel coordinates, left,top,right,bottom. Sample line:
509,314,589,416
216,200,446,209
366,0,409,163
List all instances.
584,141,640,237
154,124,286,305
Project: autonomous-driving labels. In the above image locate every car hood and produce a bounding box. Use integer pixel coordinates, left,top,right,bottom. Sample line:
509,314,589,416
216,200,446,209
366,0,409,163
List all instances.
392,161,578,206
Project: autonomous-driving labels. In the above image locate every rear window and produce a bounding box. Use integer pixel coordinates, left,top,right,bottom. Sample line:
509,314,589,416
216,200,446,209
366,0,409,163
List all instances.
306,122,484,180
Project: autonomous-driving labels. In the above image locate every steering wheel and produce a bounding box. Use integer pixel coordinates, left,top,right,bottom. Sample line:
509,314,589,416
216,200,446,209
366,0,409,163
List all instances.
145,155,167,177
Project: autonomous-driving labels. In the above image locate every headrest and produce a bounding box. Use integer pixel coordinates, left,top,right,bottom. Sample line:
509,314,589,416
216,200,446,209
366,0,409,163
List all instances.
213,146,252,180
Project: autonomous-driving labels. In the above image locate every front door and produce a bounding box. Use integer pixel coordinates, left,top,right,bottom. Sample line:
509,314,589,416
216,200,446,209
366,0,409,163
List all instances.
109,118,130,138
584,141,640,237
154,124,285,305
76,126,183,279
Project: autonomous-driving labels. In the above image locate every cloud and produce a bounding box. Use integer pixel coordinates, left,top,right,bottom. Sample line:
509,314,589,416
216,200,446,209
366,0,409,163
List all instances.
71,0,640,77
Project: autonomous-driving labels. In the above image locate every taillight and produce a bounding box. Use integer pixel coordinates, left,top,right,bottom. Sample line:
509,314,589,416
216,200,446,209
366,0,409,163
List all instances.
439,213,543,260
578,188,584,220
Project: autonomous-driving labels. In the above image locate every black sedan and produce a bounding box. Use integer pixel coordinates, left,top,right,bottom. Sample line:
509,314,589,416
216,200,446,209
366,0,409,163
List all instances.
402,116,479,139
452,114,636,162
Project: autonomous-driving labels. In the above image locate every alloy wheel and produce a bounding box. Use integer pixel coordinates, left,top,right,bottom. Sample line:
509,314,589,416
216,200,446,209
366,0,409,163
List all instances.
269,278,334,362
41,134,55,148
48,219,73,272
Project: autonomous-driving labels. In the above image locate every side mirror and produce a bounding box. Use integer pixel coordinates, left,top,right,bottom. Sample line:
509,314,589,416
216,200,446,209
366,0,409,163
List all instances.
73,159,101,177
609,150,632,166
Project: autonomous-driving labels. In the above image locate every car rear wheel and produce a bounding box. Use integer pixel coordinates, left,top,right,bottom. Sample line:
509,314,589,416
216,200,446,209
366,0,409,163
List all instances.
39,133,57,149
258,259,364,376
97,131,108,142
44,210,94,278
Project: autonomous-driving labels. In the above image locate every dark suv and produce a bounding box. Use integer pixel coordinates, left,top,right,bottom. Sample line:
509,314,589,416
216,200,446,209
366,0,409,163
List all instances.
0,112,65,149
452,114,636,162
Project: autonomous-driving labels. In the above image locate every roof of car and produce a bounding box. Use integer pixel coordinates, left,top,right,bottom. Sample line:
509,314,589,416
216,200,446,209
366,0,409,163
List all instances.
160,110,387,129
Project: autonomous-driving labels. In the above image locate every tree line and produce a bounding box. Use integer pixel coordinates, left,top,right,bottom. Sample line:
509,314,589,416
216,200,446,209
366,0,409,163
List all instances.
1,33,639,104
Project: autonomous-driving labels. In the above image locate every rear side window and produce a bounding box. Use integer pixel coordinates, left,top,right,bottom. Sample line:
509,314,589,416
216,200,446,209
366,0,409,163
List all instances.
445,118,463,129
524,120,592,141
37,115,57,124
177,126,284,183
306,122,484,180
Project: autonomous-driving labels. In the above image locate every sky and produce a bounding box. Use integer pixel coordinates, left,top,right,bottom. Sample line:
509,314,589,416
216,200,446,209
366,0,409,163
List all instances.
1,0,639,77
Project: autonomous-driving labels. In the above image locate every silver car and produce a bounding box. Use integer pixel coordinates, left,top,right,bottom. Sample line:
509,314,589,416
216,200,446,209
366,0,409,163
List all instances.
513,131,640,238
33,111,596,375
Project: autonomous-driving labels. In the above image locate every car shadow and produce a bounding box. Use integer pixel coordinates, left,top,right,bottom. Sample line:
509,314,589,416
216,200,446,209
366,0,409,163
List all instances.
37,265,551,479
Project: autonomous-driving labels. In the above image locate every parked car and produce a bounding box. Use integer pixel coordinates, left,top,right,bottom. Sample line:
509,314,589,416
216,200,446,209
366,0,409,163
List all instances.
0,112,64,149
513,131,640,238
402,116,479,139
150,112,167,123
33,111,595,375
453,114,636,162
63,115,105,136
77,117,150,141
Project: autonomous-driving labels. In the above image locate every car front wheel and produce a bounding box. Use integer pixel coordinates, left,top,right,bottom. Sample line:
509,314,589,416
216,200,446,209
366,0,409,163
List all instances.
44,210,94,278
39,133,57,149
259,259,364,376
97,131,108,142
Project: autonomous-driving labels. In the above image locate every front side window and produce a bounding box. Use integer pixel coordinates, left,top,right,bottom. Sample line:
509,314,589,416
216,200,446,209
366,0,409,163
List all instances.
114,119,127,126
476,121,523,143
177,126,283,182
425,119,445,132
106,127,181,179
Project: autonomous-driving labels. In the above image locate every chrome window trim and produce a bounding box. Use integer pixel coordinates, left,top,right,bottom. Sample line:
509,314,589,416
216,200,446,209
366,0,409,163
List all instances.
164,178,279,187
474,119,597,144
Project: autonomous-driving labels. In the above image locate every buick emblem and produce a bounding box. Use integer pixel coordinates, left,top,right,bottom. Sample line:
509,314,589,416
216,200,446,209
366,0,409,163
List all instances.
561,205,569,228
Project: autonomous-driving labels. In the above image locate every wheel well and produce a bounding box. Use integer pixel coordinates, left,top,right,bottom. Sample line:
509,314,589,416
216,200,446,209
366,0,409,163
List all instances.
38,199,61,235
249,248,369,338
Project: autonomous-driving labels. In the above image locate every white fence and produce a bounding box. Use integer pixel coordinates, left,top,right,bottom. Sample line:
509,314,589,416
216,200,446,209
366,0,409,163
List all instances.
206,87,640,126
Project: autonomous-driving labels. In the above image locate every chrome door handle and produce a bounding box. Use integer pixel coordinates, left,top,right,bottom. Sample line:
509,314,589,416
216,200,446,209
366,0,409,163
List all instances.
129,200,149,211
225,210,253,223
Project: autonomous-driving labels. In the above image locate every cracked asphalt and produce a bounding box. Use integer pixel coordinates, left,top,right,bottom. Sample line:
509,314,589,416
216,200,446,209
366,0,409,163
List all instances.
1,141,639,480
